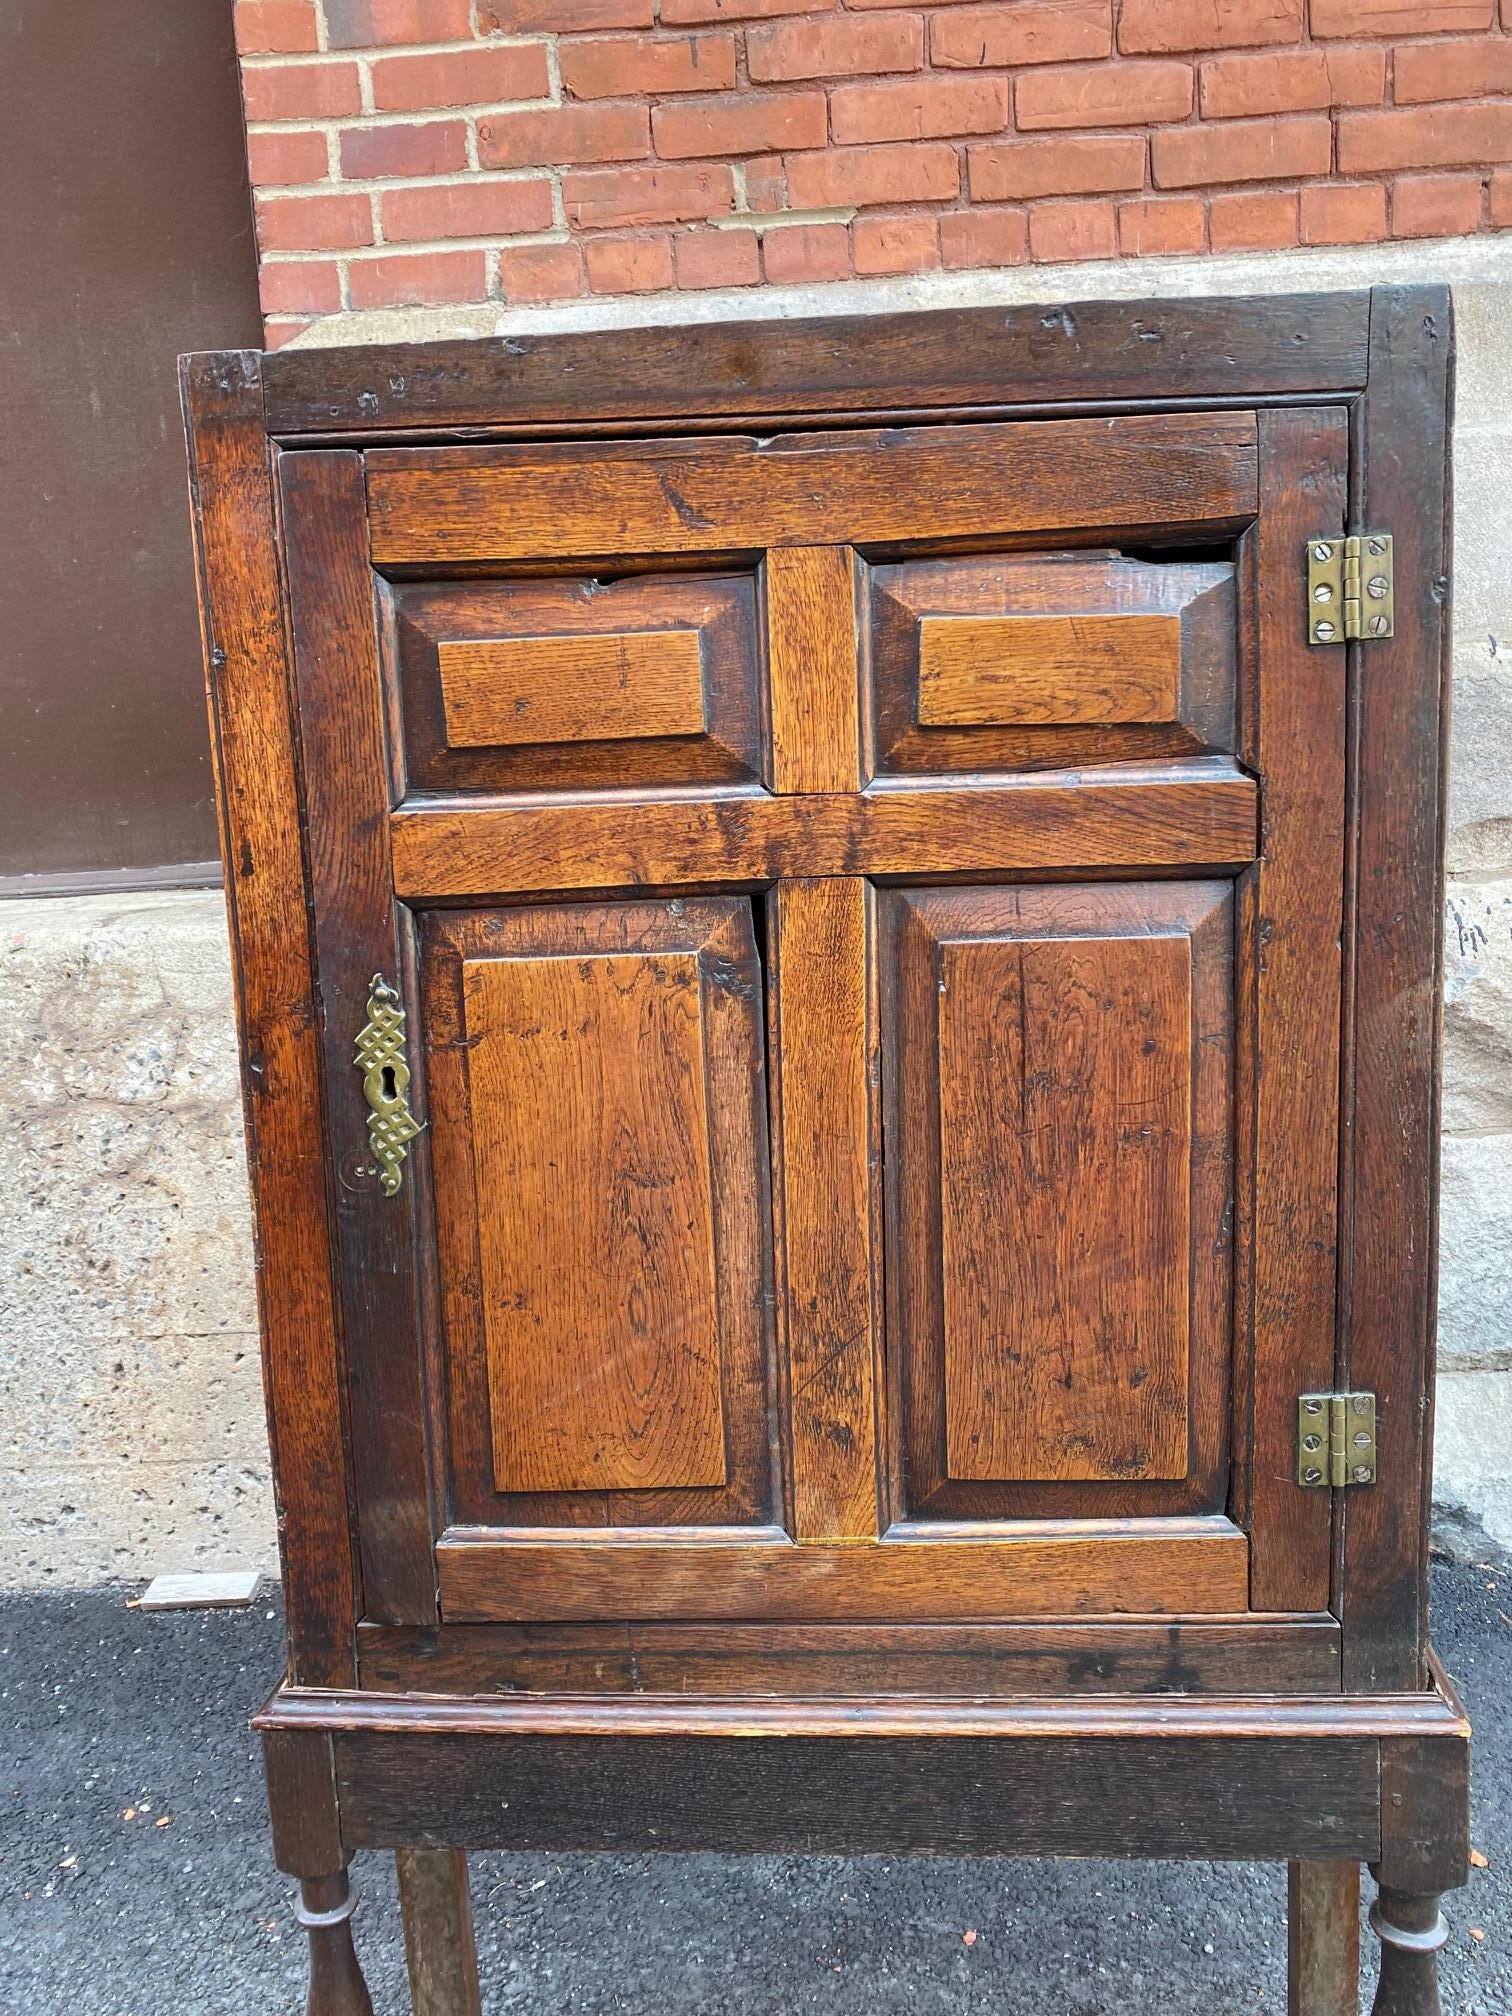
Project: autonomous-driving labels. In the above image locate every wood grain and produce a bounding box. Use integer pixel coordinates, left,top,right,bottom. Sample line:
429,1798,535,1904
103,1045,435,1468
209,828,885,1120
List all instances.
366,412,1258,565
180,356,356,1688
387,571,762,795
937,920,1193,1484
391,768,1259,898
437,630,707,748
765,546,862,793
1288,1861,1360,2016
868,551,1236,776
917,612,1182,726
883,882,1233,1523
260,294,1371,436
330,1726,1380,1861
396,1850,482,2016
280,449,437,1625
1240,408,1349,1615
464,943,726,1495
1339,287,1454,1693
768,879,881,1539
435,1519,1250,1621
421,900,778,1536
356,1616,1345,1700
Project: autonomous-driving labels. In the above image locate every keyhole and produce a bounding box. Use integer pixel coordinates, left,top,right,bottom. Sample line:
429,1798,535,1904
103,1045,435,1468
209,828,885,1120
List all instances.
381,1063,397,1101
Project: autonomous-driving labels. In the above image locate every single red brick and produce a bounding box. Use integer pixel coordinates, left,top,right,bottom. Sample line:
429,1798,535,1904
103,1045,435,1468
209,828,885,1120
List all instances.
498,240,583,302
747,14,923,82
264,316,318,349
381,178,554,241
1208,186,1299,249
246,128,330,188
323,0,470,43
564,161,735,227
241,60,362,123
348,249,488,308
1152,114,1331,188
1392,172,1487,236
853,211,940,275
653,91,826,158
762,220,851,282
584,233,675,293
339,121,469,181
932,2,1112,71
1016,59,1192,129
1029,199,1118,261
560,33,737,99
256,191,373,252
1300,180,1389,242
483,0,650,22
674,226,761,287
939,206,1030,267
661,0,816,16
969,133,1145,202
1394,37,1512,103
371,46,550,114
1311,0,1490,33
829,76,1008,145
479,104,650,170
234,0,319,55
743,156,788,210
1117,194,1207,253
786,139,960,210
258,258,342,313
1200,46,1384,118
1492,168,1512,225
1338,103,1512,173
1120,0,1301,51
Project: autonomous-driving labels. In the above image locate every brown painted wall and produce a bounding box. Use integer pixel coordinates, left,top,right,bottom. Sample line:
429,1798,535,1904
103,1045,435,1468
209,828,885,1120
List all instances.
0,1,262,882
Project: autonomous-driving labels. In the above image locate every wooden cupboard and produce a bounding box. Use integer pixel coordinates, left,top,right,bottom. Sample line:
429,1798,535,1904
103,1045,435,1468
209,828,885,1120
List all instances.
183,289,1467,2016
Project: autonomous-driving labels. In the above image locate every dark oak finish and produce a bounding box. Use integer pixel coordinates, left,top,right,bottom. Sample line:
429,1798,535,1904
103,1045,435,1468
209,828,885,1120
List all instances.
184,290,1464,2016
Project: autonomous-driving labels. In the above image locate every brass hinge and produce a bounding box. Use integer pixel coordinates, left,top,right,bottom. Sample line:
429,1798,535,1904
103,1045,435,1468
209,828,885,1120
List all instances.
1297,1392,1377,1487
1306,534,1393,645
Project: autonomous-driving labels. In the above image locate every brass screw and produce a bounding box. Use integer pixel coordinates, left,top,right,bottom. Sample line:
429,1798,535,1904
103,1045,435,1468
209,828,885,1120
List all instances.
1303,1433,1323,1453
1313,543,1334,562
1303,1465,1324,1484
1354,1465,1373,1484
1368,613,1390,636
1367,538,1387,556
1315,582,1334,602
1314,620,1337,642
1367,575,1389,598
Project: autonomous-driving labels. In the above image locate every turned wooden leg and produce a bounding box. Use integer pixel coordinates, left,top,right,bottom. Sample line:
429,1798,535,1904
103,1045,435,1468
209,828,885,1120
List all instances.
298,1869,376,2016
1289,1861,1361,2016
1368,1887,1449,2016
397,1848,484,2016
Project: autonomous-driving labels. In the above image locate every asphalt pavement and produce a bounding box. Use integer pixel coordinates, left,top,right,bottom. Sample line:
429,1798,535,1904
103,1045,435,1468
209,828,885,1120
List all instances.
2,1558,1506,2015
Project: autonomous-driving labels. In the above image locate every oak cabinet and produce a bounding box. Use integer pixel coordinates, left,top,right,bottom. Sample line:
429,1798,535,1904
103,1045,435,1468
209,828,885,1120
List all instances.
184,290,1467,2016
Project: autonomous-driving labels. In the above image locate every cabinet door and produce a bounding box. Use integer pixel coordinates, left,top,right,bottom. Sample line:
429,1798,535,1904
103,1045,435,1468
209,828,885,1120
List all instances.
279,404,1345,1659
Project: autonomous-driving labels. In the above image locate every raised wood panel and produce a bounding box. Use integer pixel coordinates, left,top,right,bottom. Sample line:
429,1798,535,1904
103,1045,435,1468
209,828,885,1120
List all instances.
868,552,1236,777
917,613,1182,726
436,1519,1250,1621
438,630,706,747
421,900,778,1530
391,767,1259,900
884,883,1233,1522
365,411,1258,565
463,947,726,1496
938,927,1192,1485
385,571,761,795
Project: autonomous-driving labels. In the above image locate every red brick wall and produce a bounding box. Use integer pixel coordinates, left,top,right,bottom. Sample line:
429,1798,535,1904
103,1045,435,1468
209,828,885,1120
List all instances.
235,0,1512,344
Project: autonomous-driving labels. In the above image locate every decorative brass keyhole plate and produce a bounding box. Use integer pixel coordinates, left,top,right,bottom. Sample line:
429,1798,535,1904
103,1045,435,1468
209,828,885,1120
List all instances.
354,972,423,1197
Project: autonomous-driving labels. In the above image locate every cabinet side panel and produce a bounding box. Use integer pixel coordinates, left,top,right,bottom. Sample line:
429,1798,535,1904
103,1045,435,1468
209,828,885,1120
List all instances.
180,354,355,1687
1340,287,1454,1692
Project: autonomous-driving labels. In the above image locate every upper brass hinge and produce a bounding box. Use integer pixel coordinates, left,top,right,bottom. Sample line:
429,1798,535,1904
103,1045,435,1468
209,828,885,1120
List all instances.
1306,533,1393,645
1297,1391,1377,1487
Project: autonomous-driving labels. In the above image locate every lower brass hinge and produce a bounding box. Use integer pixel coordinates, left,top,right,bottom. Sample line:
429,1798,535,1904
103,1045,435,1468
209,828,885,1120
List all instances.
1297,1392,1377,1487
1306,534,1393,644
